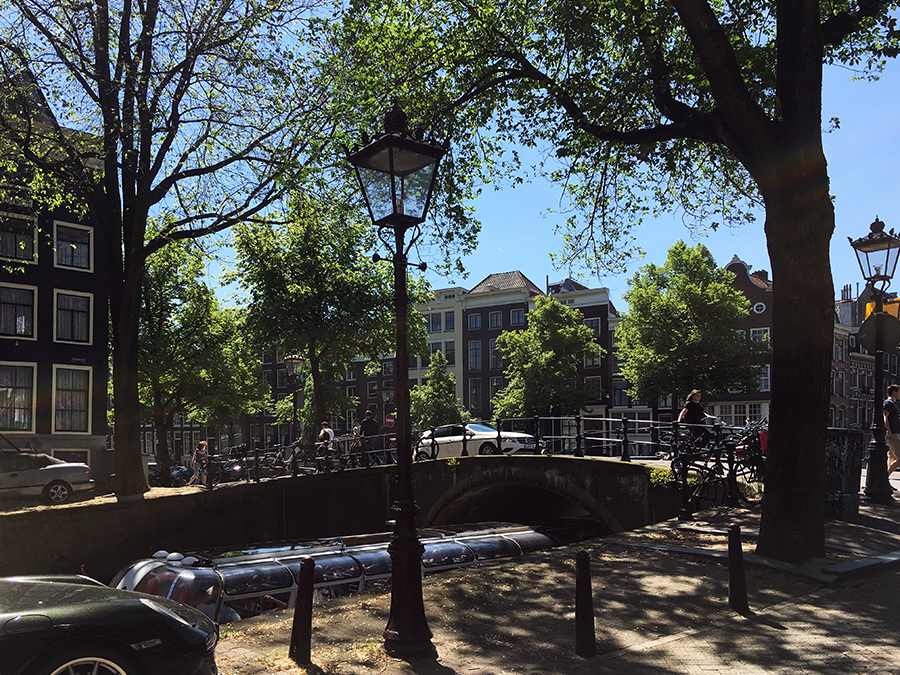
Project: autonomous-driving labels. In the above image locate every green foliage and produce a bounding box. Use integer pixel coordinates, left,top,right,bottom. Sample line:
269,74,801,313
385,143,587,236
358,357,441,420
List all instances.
230,191,428,436
615,241,770,404
410,350,472,432
491,295,601,417
139,238,266,461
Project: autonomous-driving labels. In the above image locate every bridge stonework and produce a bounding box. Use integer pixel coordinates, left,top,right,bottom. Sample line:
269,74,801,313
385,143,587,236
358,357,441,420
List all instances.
0,456,677,583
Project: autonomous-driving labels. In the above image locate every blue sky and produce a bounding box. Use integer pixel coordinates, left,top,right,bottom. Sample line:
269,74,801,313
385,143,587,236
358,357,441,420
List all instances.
417,63,900,310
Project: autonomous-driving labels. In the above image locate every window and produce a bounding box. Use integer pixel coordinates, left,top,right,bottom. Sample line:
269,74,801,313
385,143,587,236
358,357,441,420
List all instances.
383,361,395,376
56,292,92,343
489,311,502,329
468,378,482,410
54,366,91,433
276,369,288,388
733,404,747,425
584,376,603,402
584,347,602,368
838,371,845,397
468,340,482,371
55,223,93,270
750,327,770,342
426,313,442,333
584,317,600,337
837,338,845,362
0,284,35,338
489,338,503,369
489,376,503,399
468,313,481,330
748,403,762,423
444,341,456,366
0,363,34,431
445,311,455,331
612,382,629,407
0,215,36,262
758,364,771,392
347,385,357,398
346,367,357,381
367,381,378,398
510,309,524,326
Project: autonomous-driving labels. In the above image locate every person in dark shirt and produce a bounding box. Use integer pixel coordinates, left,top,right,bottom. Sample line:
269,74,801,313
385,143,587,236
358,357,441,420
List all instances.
359,410,380,467
882,385,900,484
678,389,716,447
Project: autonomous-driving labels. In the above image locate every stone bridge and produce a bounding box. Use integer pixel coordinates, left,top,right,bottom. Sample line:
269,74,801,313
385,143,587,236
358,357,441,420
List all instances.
0,456,678,583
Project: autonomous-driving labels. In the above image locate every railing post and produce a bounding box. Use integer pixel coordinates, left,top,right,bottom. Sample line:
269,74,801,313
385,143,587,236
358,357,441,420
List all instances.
675,421,694,520
575,414,583,457
289,556,315,664
534,416,542,455
620,418,631,462
254,443,260,482
496,418,503,454
430,428,437,459
574,550,596,657
725,440,740,507
461,428,468,456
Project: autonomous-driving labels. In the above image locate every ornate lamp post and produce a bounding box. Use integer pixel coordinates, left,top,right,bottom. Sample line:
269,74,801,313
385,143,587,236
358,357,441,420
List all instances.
347,100,446,658
283,352,306,443
849,217,900,503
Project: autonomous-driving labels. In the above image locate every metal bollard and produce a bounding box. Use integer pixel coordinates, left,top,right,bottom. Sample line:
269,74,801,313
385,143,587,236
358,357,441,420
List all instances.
727,524,749,614
289,557,315,664
575,550,596,657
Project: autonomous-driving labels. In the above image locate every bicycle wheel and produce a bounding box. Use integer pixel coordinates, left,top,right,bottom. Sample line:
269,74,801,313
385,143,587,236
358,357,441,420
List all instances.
691,476,727,511
206,463,222,488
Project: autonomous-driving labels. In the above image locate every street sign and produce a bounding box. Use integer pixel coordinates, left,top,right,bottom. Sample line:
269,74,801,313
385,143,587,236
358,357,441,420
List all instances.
858,312,900,353
385,412,395,427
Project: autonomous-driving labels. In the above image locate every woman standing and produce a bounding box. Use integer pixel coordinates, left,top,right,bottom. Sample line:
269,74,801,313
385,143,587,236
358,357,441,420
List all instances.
678,390,716,446
188,440,208,485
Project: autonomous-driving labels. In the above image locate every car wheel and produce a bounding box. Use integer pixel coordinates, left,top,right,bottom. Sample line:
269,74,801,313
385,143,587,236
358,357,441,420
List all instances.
415,450,430,462
42,481,72,505
478,442,497,456
26,645,137,675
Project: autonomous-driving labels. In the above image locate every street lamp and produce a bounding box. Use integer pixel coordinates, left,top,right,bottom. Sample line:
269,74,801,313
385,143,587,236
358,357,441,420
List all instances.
849,217,900,503
348,100,446,659
283,352,306,444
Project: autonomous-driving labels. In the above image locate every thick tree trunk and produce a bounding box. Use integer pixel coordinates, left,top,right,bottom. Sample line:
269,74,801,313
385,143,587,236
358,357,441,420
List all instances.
755,144,833,562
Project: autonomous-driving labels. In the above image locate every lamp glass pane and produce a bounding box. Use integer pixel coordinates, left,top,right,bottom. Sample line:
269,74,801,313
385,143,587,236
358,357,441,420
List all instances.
399,162,437,220
357,167,395,223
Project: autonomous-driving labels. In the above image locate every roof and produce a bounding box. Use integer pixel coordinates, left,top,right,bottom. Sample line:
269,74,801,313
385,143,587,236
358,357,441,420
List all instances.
467,271,544,297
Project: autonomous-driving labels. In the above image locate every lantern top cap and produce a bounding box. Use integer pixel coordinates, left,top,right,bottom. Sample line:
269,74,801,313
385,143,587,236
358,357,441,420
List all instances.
384,99,408,135
849,216,900,253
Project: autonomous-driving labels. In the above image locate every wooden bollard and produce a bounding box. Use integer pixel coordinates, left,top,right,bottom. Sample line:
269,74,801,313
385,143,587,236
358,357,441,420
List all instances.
289,557,315,664
727,523,749,614
575,550,596,657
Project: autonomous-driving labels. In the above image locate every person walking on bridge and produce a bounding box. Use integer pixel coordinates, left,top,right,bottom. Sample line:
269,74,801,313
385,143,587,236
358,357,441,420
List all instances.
883,385,900,486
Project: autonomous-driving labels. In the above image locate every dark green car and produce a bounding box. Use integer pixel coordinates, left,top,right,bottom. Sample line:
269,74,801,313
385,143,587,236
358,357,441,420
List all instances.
0,575,217,675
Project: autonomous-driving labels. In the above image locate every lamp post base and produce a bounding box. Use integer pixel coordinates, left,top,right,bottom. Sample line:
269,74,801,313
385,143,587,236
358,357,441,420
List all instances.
864,439,895,504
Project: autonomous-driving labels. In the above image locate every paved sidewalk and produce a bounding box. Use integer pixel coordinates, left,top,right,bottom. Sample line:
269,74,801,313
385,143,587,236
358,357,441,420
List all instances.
216,500,900,674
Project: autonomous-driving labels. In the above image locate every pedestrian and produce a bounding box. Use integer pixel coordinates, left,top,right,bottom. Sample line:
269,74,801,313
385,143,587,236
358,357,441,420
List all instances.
678,389,716,447
359,410,380,467
317,421,335,472
883,385,900,485
188,440,208,486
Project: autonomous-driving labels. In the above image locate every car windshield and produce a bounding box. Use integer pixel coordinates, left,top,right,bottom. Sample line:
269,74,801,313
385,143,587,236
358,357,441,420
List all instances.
466,424,496,434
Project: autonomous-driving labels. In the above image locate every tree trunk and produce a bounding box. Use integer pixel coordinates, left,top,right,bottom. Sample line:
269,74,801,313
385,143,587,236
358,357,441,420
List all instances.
754,144,833,562
153,403,173,485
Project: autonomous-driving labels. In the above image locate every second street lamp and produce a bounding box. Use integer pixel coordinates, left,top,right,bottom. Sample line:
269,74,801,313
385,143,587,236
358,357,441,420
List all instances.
849,217,900,503
347,100,445,659
283,352,306,446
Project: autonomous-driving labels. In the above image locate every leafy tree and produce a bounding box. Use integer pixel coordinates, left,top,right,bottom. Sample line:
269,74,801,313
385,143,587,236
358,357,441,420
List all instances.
0,0,334,495
230,192,428,439
139,240,266,478
410,349,472,432
492,295,600,418
616,242,771,405
329,0,900,561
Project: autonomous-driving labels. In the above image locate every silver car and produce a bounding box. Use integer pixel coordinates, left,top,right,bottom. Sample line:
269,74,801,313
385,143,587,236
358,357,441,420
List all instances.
415,423,538,460
0,452,93,504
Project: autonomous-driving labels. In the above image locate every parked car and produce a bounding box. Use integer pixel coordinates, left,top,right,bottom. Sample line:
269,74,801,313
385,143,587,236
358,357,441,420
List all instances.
0,451,93,504
0,574,218,675
415,423,539,459
112,523,554,624
148,463,192,487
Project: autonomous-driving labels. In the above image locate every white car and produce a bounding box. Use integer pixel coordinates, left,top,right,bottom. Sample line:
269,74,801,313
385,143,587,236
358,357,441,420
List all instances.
0,452,93,504
415,423,539,460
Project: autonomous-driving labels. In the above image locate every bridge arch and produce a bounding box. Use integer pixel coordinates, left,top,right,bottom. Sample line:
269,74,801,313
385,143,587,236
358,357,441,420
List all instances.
420,458,628,535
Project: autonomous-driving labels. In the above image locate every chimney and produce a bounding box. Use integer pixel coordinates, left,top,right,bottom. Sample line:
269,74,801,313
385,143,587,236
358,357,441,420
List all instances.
751,270,769,282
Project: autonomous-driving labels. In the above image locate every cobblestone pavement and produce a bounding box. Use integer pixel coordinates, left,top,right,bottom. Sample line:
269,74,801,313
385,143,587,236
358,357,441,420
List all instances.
215,500,900,674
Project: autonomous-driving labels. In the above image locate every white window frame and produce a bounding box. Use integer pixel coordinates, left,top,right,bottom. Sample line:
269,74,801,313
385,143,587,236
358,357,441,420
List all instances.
54,289,94,345
52,364,93,435
53,220,94,272
510,309,524,326
0,360,36,433
0,282,38,341
489,311,502,329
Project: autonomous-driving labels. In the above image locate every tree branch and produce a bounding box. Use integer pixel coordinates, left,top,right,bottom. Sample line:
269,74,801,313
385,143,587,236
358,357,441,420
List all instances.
821,0,889,47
